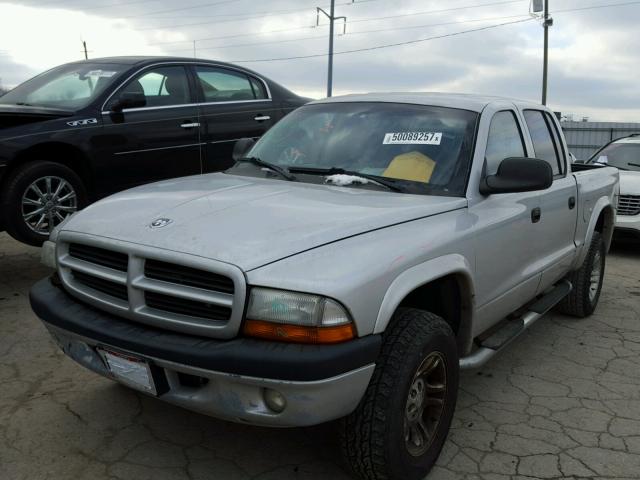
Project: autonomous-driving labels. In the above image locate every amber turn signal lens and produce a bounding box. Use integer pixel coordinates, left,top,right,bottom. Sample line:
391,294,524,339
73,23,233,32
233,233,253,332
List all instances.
243,319,356,344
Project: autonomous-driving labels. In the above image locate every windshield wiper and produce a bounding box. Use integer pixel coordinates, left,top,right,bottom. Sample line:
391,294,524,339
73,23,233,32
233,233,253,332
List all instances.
235,157,296,181
288,166,404,192
14,102,34,106
628,162,640,168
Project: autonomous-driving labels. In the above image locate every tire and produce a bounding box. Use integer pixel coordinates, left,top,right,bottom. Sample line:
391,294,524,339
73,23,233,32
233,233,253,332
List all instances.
339,309,459,480
1,161,87,246
557,231,605,318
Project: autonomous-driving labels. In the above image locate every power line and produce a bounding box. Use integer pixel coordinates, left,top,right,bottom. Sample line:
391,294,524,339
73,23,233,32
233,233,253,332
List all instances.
554,0,640,13
230,17,536,63
121,0,246,18
136,0,379,30
148,0,640,48
139,0,525,31
144,0,528,44
161,13,533,53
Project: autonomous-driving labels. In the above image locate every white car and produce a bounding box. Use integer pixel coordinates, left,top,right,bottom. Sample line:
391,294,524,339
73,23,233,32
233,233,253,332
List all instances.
587,135,640,240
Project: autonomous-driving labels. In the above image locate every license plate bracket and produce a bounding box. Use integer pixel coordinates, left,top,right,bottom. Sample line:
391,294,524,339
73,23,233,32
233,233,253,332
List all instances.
98,348,162,395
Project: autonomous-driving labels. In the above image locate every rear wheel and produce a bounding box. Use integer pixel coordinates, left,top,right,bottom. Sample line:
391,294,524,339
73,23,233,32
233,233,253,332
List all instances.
1,161,87,246
339,309,459,480
557,231,605,317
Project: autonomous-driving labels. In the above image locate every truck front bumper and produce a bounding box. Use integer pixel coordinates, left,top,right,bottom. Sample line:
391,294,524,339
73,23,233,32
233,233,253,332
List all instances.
30,278,380,427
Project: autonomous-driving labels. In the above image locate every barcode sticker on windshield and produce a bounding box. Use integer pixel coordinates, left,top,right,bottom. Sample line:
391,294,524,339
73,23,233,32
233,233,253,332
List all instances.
383,132,442,145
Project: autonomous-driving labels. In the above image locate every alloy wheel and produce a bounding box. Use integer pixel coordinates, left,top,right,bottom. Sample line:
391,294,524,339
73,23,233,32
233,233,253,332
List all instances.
404,351,447,457
21,176,77,235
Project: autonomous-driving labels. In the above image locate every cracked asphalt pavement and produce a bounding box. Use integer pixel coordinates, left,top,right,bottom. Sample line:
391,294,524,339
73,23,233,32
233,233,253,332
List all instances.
1,231,639,480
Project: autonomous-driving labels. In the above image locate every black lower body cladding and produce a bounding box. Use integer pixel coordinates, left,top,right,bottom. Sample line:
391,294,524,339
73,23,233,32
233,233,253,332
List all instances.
29,277,381,382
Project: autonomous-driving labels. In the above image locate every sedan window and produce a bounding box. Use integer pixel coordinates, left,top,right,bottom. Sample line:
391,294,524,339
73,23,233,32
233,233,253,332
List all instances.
117,66,191,108
195,67,261,102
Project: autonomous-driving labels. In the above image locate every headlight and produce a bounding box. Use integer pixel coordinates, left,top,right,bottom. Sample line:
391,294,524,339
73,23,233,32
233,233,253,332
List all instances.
243,287,355,344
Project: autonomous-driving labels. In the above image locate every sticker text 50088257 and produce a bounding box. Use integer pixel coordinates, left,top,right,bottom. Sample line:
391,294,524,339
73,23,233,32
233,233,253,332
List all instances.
383,132,443,145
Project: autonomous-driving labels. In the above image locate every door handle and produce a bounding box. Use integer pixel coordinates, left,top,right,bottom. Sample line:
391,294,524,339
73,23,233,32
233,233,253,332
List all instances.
568,196,576,210
254,115,271,122
180,122,200,129
531,207,542,223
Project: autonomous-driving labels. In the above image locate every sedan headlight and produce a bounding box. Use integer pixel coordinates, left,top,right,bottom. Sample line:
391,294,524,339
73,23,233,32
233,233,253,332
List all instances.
243,287,355,344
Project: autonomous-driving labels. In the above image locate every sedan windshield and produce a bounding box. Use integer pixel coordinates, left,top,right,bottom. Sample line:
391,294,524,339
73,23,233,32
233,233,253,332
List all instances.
247,102,479,196
0,62,127,111
589,141,640,171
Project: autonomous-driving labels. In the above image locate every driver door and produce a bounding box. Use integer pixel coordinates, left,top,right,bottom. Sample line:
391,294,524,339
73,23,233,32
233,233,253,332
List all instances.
93,65,203,196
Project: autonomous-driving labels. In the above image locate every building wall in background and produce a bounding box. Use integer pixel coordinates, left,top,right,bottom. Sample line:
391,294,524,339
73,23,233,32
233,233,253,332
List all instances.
561,121,640,160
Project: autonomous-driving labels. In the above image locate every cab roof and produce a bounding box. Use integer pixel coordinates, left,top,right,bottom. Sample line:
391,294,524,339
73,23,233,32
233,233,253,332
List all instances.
312,92,545,113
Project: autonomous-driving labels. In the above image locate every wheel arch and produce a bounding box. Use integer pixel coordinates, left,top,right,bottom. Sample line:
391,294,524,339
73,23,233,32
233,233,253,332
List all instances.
373,254,476,356
5,142,93,195
575,199,615,268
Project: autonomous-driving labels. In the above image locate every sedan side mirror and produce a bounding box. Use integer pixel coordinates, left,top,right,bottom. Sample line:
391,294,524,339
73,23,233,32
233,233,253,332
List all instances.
233,138,256,161
480,157,553,195
110,92,147,112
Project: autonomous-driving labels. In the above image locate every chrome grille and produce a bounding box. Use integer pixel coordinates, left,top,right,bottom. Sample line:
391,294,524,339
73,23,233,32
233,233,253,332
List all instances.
57,235,246,339
618,195,640,216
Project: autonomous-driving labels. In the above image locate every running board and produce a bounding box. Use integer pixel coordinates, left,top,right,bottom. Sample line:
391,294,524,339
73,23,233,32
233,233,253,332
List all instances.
459,280,572,370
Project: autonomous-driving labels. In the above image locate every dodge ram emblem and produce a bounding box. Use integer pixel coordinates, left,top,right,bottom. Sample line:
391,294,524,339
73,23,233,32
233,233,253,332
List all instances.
149,218,173,228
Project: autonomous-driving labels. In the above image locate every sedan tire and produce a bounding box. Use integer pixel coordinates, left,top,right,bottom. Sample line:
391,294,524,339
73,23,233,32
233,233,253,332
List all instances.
2,161,87,246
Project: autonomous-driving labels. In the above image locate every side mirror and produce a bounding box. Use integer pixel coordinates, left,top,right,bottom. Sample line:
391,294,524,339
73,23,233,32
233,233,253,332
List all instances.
233,138,256,161
110,92,146,112
480,157,553,195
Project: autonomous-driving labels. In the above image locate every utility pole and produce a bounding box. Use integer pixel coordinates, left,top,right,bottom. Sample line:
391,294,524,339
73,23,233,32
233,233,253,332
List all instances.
82,41,89,60
193,40,197,58
541,0,553,105
316,1,348,97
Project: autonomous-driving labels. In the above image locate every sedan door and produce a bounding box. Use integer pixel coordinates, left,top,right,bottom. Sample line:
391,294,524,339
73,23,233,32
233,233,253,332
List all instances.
191,65,279,172
94,65,203,195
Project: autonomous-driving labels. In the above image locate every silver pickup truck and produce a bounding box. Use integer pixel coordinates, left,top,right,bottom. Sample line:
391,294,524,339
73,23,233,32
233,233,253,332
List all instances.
30,93,618,480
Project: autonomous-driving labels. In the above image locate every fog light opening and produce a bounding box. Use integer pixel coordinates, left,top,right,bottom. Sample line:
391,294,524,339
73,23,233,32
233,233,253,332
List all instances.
263,388,287,413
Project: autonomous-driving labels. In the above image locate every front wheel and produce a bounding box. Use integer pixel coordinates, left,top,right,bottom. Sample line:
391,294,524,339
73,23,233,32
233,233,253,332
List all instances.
339,309,459,480
2,161,87,246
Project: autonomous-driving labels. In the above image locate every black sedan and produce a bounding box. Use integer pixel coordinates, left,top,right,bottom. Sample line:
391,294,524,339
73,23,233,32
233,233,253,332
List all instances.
0,56,309,245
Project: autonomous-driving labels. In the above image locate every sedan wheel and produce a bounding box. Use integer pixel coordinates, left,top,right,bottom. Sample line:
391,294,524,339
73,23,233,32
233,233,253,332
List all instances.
22,176,78,235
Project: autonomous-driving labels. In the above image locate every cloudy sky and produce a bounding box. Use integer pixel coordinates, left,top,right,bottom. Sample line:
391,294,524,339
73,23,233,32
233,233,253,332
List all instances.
1,0,638,121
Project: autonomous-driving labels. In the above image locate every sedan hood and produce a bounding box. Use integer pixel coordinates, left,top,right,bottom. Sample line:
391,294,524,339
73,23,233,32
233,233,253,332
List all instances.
63,173,466,271
0,104,73,129
619,170,640,194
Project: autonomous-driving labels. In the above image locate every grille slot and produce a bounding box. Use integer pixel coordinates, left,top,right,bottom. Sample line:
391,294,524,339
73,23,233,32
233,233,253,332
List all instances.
68,243,128,271
145,259,235,294
618,195,640,216
71,270,128,301
145,291,232,321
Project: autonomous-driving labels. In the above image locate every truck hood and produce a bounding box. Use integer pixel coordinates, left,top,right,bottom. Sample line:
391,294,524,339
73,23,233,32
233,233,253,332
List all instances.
0,104,73,129
619,171,640,195
63,173,466,271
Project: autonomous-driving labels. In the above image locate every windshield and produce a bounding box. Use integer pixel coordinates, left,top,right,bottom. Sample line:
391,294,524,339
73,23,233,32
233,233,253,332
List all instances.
0,62,127,111
247,102,478,196
589,141,640,171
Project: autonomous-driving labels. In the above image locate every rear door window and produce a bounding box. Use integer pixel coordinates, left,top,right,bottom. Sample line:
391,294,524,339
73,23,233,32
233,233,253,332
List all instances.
195,67,261,102
524,110,562,175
